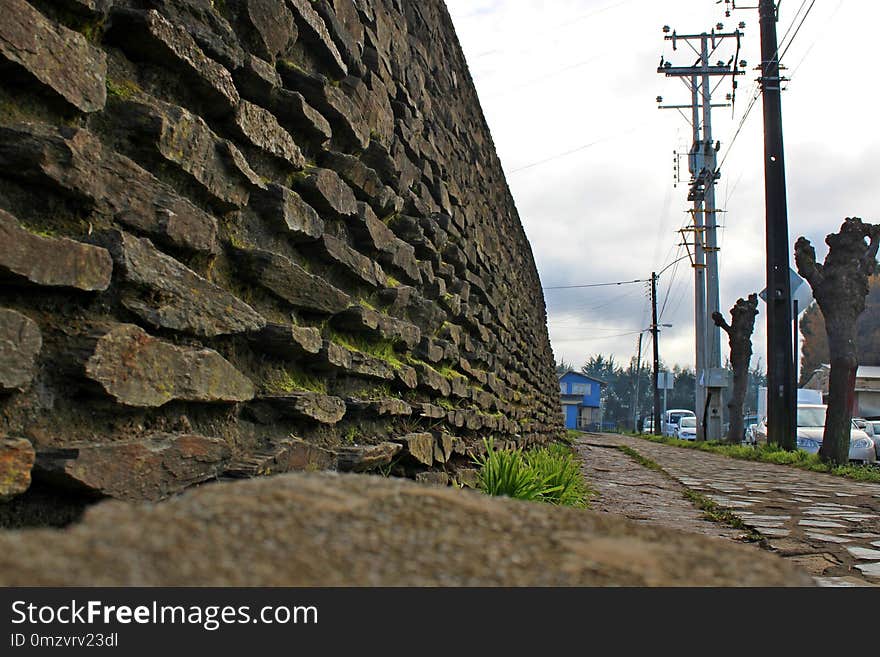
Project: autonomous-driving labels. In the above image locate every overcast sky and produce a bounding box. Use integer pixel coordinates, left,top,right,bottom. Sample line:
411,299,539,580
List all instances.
446,0,874,376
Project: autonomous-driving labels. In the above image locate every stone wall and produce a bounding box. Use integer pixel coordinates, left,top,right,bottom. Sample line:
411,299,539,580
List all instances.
0,0,561,510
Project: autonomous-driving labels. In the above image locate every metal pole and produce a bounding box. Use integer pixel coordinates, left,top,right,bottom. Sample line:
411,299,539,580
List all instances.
633,333,643,431
702,34,722,372
652,273,662,436
759,0,796,450
691,74,708,441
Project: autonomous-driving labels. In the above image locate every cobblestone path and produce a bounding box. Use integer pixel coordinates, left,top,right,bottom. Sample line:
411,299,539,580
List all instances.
575,433,880,586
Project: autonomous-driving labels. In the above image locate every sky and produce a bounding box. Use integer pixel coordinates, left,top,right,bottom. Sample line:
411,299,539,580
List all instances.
445,0,876,376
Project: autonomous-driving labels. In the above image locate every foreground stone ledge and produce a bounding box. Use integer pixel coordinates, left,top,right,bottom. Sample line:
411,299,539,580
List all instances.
0,209,113,292
84,323,255,407
0,437,35,502
0,472,814,586
34,433,231,502
0,0,107,113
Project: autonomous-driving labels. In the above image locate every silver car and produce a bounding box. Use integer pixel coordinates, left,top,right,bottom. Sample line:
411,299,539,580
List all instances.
857,419,880,461
794,405,877,464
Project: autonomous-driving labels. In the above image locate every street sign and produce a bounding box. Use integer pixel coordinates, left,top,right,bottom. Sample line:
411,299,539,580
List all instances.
759,267,813,315
657,372,675,390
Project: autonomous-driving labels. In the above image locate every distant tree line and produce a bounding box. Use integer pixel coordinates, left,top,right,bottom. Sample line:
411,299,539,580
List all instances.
556,356,767,430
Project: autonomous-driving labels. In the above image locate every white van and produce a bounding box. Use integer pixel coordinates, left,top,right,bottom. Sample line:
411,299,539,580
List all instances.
663,409,695,437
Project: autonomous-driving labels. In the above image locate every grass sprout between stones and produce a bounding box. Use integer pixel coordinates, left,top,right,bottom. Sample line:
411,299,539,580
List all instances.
474,439,592,508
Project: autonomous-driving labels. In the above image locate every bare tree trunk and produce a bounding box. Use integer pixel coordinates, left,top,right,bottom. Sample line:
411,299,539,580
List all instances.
795,218,880,465
713,294,759,444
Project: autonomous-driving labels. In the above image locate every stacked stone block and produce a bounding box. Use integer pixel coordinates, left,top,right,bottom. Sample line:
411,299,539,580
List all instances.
0,0,562,506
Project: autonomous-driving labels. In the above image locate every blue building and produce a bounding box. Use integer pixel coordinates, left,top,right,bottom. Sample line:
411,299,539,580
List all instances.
558,371,606,431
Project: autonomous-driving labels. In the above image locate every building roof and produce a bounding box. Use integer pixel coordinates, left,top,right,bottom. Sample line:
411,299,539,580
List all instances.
558,370,607,386
857,366,880,379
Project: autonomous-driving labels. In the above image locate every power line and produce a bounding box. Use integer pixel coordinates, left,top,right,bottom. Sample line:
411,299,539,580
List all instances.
507,126,643,174
543,278,649,291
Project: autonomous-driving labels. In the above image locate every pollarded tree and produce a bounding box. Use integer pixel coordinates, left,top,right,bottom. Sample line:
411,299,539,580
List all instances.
795,217,880,465
712,294,759,444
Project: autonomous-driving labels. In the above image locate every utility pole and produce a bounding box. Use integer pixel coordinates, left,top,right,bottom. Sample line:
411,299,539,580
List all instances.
651,272,661,437
758,0,796,450
657,23,744,440
632,332,643,431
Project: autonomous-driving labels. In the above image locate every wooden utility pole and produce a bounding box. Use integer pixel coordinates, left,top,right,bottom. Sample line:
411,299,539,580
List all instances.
652,272,662,436
758,0,796,450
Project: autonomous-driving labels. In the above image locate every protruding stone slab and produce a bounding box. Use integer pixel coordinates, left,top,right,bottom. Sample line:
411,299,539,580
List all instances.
415,471,448,487
105,231,264,337
234,247,351,315
232,100,304,168
319,235,385,287
0,124,219,254
249,323,322,359
225,438,334,478
254,392,346,424
336,442,401,473
287,0,348,78
119,98,261,208
108,9,239,116
0,438,35,502
251,184,323,241
345,398,412,417
395,433,434,466
34,433,231,502
291,168,357,219
0,308,42,393
226,0,298,61
84,323,254,407
0,209,112,292
0,0,107,113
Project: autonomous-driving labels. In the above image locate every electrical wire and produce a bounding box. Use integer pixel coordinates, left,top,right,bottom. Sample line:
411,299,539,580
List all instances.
543,278,649,291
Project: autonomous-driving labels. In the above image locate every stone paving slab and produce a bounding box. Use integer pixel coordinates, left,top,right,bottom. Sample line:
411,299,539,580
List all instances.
584,434,880,586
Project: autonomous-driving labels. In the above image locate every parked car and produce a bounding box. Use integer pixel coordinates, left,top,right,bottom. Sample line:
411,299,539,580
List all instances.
743,414,759,444
676,416,697,441
860,420,880,461
793,405,877,464
663,409,695,437
642,417,655,434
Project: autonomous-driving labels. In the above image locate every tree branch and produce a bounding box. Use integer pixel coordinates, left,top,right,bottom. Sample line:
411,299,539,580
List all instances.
712,311,731,336
795,236,824,288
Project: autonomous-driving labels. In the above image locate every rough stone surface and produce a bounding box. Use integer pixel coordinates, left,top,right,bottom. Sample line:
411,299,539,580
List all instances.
84,323,255,407
0,308,42,393
396,433,434,466
119,97,260,209
0,124,219,253
0,438,35,502
234,247,351,314
0,0,107,112
251,184,323,241
105,231,265,337
34,433,231,502
252,392,346,424
336,442,401,473
0,0,561,504
0,209,112,291
225,438,335,478
0,472,814,586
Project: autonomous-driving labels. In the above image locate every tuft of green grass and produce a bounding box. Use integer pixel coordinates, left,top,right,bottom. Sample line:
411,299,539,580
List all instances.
329,331,405,369
638,435,880,484
473,439,592,508
106,78,142,100
263,367,327,394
